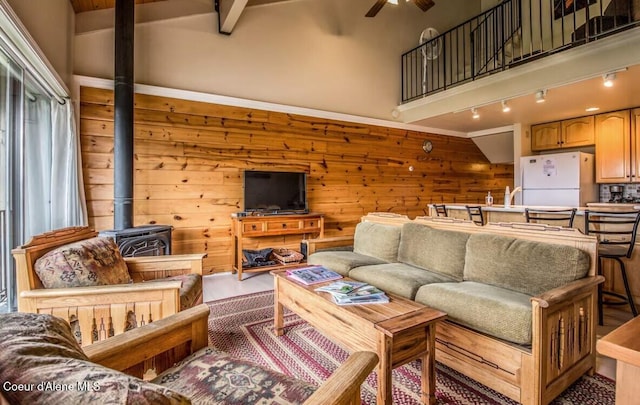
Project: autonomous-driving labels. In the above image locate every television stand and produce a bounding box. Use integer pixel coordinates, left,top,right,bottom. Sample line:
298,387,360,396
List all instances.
231,213,324,280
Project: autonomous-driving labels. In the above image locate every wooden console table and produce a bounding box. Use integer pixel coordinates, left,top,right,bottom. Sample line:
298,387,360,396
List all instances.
597,316,640,405
231,213,324,280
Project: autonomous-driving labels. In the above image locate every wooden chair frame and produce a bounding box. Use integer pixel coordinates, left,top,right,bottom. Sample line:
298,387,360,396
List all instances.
83,304,379,405
12,226,207,347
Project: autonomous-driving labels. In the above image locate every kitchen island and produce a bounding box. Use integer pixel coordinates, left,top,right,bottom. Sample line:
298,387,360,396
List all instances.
428,204,586,232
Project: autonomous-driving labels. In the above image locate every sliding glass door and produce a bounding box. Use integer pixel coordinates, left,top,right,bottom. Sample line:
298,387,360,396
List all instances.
0,48,23,312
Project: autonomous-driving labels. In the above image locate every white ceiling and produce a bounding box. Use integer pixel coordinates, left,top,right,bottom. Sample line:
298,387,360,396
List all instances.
410,62,640,134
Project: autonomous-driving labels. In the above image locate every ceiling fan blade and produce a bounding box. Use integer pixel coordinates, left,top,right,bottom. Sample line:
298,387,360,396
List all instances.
365,0,387,17
414,0,435,12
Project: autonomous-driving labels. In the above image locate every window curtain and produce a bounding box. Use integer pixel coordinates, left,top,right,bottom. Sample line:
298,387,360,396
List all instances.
24,96,87,238
50,100,87,230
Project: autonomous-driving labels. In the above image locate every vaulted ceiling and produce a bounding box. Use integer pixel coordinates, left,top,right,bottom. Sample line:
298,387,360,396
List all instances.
69,0,291,14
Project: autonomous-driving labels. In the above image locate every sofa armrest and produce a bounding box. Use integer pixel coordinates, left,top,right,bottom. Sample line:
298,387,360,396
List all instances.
531,276,604,308
84,304,210,373
302,236,354,255
304,351,378,405
125,253,207,278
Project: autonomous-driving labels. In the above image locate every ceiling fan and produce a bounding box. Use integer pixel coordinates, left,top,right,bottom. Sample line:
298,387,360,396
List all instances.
365,0,435,18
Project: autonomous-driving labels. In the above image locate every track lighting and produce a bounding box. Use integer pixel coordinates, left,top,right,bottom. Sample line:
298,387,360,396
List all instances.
535,90,546,103
501,100,511,113
471,107,479,119
603,73,616,87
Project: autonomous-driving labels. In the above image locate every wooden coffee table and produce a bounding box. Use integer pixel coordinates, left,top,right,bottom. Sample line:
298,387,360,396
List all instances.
272,270,446,405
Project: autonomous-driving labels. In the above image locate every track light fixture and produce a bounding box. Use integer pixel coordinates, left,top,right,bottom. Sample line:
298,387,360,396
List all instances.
501,100,511,113
603,73,616,87
535,90,546,103
471,107,479,119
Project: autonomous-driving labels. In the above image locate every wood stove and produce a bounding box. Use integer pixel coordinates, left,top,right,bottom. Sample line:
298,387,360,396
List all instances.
100,0,173,257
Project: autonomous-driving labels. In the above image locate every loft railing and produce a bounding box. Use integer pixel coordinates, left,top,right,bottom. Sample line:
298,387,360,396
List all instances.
402,0,639,103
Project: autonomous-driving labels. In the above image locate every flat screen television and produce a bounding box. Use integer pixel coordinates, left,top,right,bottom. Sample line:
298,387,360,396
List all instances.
243,171,308,214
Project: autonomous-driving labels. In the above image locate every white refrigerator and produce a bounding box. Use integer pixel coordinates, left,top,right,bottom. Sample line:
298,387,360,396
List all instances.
520,151,598,207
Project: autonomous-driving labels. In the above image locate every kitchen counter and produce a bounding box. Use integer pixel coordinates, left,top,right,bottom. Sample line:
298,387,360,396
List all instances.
432,204,588,215
431,203,640,216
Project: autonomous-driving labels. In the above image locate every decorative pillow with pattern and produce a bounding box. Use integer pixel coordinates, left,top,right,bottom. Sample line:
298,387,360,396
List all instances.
0,312,190,404
34,237,132,288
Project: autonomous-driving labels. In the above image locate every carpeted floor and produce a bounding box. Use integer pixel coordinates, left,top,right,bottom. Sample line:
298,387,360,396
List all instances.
207,291,615,405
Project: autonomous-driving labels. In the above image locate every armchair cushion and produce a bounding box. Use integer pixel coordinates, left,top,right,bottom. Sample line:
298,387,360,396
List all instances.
147,273,203,310
153,347,317,404
34,237,132,288
0,312,189,404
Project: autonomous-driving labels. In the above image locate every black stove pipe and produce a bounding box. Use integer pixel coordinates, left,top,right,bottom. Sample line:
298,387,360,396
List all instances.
113,0,135,230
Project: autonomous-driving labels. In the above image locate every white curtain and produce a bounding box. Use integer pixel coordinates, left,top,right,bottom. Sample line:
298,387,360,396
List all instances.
24,96,87,238
50,100,87,229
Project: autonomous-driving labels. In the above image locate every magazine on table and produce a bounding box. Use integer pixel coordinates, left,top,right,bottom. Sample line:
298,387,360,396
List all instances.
315,280,388,305
332,293,389,306
286,265,342,285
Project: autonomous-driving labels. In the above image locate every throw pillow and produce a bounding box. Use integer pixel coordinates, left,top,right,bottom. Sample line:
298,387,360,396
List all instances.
34,237,132,288
0,312,190,404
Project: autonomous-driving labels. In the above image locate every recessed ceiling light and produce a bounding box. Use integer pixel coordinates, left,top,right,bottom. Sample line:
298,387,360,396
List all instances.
501,100,511,113
585,107,600,112
603,73,616,87
535,90,546,103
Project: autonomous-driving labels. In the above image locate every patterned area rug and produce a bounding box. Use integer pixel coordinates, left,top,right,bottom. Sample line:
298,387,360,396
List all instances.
207,291,614,404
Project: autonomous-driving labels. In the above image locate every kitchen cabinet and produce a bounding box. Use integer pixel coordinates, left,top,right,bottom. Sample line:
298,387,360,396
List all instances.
595,110,632,183
531,116,594,151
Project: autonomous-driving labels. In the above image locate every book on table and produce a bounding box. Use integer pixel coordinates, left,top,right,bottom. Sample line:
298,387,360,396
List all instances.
286,265,343,285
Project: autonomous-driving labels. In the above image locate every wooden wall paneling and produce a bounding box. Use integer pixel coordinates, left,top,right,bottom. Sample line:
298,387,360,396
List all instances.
79,86,513,274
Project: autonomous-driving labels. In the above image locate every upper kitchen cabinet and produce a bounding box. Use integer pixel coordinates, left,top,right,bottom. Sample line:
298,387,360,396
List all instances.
531,116,595,151
595,110,632,183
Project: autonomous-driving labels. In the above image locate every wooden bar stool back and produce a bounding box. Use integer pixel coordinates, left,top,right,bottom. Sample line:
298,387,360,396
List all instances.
433,204,448,217
584,210,640,324
465,205,484,226
525,208,577,228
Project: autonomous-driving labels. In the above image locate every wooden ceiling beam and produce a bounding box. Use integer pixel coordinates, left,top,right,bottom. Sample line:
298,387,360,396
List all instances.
215,0,249,35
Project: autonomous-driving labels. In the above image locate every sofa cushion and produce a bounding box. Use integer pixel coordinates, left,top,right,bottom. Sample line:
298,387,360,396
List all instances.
35,237,132,289
353,221,401,263
463,233,591,296
0,312,189,404
398,223,470,281
349,262,456,299
415,281,533,345
308,251,387,276
153,347,317,404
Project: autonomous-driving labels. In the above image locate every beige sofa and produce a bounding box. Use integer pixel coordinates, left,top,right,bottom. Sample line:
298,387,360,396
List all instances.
305,213,603,405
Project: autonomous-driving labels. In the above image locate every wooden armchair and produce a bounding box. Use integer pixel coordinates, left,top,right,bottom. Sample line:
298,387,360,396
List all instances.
12,226,206,347
1,304,378,405
86,304,379,405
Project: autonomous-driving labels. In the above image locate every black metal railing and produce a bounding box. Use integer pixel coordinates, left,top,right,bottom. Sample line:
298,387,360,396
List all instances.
402,0,638,103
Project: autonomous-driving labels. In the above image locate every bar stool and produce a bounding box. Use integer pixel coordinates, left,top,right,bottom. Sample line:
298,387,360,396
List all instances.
525,208,577,228
584,210,640,324
433,204,447,217
465,205,484,226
